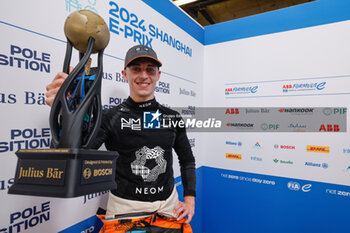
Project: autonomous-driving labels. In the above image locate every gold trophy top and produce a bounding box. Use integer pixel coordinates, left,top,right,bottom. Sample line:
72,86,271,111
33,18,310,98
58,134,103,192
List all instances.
64,10,110,54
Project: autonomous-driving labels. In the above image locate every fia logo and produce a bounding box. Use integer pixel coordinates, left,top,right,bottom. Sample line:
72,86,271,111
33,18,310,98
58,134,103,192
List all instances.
287,181,300,191
121,118,141,130
287,181,312,192
143,110,161,129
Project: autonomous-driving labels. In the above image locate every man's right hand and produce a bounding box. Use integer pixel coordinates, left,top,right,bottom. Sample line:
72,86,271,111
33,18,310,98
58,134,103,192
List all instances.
45,67,73,107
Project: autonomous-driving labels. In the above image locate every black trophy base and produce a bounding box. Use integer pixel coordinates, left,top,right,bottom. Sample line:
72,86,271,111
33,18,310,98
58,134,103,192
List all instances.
8,148,118,198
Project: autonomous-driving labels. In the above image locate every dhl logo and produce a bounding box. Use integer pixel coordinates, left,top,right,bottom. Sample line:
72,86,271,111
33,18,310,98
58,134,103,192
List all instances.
226,153,242,160
307,145,330,153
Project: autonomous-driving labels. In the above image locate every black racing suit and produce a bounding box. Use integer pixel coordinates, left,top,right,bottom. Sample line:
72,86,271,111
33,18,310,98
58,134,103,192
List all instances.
91,97,196,202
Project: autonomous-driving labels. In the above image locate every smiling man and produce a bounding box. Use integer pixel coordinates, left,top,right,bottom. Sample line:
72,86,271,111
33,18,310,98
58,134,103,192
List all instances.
45,45,196,228
122,45,162,102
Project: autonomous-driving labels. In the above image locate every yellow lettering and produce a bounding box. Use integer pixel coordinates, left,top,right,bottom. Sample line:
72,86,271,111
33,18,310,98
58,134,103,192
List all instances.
46,168,64,179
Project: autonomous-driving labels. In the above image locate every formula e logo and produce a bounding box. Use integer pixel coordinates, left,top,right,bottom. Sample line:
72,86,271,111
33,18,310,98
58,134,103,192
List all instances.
121,118,141,130
282,82,326,92
143,110,161,129
225,86,258,95
302,184,312,192
287,181,300,191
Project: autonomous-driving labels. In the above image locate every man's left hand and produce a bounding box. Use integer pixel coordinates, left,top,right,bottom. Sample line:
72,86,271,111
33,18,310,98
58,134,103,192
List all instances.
173,196,195,223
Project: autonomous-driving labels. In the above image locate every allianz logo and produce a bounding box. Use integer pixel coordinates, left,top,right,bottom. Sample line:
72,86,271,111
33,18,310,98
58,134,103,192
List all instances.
305,162,328,169
343,148,350,154
225,141,242,146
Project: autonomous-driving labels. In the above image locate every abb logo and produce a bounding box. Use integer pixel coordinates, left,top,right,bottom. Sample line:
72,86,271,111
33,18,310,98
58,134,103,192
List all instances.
283,85,292,89
226,108,239,114
319,124,340,132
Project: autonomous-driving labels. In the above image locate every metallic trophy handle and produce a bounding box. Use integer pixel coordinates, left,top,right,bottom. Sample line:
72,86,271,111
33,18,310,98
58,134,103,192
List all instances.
49,10,110,149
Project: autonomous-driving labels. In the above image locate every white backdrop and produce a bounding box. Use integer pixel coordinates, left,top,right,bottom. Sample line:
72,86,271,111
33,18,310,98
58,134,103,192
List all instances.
0,0,203,232
203,19,350,186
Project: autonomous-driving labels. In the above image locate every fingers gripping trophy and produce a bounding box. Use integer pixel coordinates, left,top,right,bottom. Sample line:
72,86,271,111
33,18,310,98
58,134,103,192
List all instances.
8,10,118,198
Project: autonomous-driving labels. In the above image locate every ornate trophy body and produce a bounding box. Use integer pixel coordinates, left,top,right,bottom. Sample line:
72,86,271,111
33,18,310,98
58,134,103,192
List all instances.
8,10,118,198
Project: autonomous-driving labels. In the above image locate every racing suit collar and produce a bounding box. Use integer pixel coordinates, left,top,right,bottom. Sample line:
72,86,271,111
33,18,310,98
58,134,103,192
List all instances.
125,96,158,109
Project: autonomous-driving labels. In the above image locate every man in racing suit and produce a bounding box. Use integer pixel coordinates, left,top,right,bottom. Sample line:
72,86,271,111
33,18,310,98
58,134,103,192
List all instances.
45,45,196,224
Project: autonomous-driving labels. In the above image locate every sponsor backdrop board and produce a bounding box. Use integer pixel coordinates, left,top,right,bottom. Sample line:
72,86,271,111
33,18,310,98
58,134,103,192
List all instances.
202,0,350,232
1,0,350,232
0,0,202,232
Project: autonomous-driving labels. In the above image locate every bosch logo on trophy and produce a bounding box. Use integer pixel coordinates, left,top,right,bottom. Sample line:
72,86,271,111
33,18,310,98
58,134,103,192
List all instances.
0,45,51,73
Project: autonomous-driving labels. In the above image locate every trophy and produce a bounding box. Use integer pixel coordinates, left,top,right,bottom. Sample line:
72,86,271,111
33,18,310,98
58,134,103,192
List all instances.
8,10,118,198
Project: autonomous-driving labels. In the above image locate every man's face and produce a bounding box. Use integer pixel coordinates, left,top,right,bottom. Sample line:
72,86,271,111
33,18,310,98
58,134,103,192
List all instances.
122,58,161,102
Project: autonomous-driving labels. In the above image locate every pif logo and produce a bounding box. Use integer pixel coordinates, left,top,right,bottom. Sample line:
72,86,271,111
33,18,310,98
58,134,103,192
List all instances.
307,145,330,153
226,153,242,160
319,124,340,132
261,123,279,131
323,108,347,115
